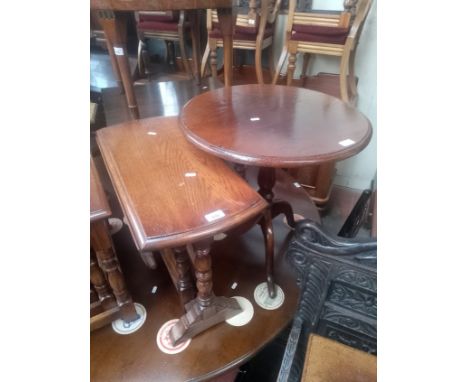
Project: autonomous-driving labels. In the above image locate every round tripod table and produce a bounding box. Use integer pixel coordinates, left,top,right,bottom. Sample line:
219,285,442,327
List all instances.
179,84,372,297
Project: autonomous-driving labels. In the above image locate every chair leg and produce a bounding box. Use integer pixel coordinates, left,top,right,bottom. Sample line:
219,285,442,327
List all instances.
287,51,297,86
201,43,210,77
301,53,311,87
178,30,192,78
255,46,264,84
210,46,218,79
269,44,275,78
165,40,176,67
272,45,288,84
137,39,145,78
188,9,202,83
339,53,350,104
348,48,358,97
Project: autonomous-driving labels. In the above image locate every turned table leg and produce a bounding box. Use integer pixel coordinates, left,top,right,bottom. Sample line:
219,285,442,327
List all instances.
91,219,139,323
188,9,202,85
90,250,117,311
216,7,237,87
98,10,139,119
258,167,295,225
169,239,242,346
257,167,297,298
161,247,196,309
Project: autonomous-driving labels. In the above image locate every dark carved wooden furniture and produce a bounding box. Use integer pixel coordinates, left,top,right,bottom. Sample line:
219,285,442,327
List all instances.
201,0,281,84
300,335,376,382
90,157,139,331
135,10,193,78
277,219,376,382
179,84,372,296
91,0,238,119
96,116,268,345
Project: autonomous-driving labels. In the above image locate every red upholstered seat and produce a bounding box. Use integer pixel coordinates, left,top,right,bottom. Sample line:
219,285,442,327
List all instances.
291,24,350,44
137,21,179,32
139,11,179,23
209,25,274,41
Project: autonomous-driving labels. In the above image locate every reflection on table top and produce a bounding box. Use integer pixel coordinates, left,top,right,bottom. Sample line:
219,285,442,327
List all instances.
179,84,372,168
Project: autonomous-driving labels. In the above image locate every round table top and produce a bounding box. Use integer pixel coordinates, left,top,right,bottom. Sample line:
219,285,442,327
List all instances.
179,84,372,168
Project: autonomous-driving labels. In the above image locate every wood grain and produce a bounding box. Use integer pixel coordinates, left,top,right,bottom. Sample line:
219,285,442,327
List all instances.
179,84,372,168
96,116,268,251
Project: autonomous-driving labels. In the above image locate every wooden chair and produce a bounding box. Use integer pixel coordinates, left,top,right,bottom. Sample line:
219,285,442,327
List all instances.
273,0,373,209
273,0,373,104
201,0,281,84
135,11,192,78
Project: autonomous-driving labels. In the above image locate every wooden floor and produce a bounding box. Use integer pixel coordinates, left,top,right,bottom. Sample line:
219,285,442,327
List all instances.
90,53,371,381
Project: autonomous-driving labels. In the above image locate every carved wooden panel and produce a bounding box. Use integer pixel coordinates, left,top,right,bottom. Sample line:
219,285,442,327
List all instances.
277,219,377,382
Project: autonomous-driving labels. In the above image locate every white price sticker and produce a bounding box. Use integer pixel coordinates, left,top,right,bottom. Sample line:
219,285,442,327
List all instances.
204,209,225,222
339,139,355,147
113,47,124,56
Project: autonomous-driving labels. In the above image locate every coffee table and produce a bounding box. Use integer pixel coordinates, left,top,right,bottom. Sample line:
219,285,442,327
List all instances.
179,84,373,297
91,0,237,119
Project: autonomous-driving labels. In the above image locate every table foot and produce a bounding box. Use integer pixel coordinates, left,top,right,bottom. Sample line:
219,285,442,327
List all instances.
169,239,241,345
169,296,241,346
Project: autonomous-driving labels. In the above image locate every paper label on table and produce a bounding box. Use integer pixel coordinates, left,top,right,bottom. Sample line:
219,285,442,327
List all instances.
113,47,124,56
248,19,255,25
254,282,285,310
156,319,191,354
205,209,225,222
213,232,227,241
339,139,355,147
226,297,254,327
112,303,147,335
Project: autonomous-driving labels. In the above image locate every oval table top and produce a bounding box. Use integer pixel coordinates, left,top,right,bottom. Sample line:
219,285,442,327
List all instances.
179,84,372,168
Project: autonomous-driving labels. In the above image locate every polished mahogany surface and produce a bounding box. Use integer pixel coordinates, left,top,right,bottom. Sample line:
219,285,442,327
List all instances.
90,156,112,222
96,116,267,251
91,0,235,11
179,84,373,168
